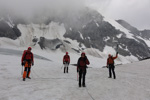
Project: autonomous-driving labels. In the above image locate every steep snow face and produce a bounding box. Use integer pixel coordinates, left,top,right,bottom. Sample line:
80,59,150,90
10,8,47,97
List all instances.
0,21,137,65
0,18,147,64
136,36,150,47
17,22,66,46
104,18,135,39
103,46,138,63
1,7,150,62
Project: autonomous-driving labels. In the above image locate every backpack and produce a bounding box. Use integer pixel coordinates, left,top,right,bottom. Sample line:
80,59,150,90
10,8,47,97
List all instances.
23,50,32,61
107,56,114,65
64,55,69,62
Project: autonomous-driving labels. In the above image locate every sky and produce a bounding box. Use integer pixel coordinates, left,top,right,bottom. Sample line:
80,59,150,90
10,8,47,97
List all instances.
86,0,150,30
0,0,150,30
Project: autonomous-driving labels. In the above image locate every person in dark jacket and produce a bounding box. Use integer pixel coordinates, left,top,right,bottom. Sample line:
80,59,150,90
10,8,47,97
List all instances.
107,52,118,79
77,52,90,87
21,47,34,81
63,52,70,73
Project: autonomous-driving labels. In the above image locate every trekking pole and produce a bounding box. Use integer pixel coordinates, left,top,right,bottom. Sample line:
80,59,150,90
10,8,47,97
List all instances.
77,72,78,81
21,66,23,75
115,44,119,56
61,64,64,69
31,66,33,78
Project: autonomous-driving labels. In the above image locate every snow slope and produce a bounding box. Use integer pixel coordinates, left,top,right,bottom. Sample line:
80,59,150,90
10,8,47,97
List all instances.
17,22,66,46
104,17,135,39
0,20,139,64
0,49,150,100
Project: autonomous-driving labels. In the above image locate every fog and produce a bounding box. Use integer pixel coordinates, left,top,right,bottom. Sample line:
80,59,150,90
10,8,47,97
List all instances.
0,0,150,29
87,0,150,30
0,0,85,21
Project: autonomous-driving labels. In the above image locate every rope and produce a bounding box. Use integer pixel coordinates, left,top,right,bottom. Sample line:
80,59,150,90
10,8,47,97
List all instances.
31,66,95,100
31,67,76,81
34,77,77,81
85,87,95,100
31,68,41,78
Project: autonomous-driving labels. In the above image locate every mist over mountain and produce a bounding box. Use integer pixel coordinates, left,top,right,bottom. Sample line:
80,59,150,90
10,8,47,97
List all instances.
116,20,141,36
140,30,150,39
0,4,150,62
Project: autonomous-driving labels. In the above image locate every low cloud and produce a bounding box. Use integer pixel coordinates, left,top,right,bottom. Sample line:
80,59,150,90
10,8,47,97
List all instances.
87,0,150,29
0,0,149,29
0,0,85,20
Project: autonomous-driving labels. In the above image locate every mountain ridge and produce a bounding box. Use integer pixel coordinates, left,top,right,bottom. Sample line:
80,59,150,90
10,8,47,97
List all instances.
0,7,150,62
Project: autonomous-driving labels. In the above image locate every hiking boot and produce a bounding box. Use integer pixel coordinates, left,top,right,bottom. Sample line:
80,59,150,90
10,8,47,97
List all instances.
23,78,25,81
79,84,81,87
26,77,31,79
82,84,86,87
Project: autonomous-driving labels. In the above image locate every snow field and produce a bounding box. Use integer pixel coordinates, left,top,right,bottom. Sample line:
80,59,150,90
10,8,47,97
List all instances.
0,51,150,100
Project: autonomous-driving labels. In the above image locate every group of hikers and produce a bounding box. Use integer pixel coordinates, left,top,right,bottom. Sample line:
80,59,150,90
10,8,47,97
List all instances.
21,47,118,87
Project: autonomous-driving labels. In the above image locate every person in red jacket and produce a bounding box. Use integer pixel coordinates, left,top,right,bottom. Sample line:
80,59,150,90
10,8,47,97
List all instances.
21,47,34,81
77,52,90,87
107,52,118,79
63,52,70,73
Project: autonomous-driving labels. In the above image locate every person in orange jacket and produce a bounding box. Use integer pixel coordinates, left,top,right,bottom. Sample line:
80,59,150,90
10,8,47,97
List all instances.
77,52,90,87
107,52,118,79
21,47,34,81
63,52,70,73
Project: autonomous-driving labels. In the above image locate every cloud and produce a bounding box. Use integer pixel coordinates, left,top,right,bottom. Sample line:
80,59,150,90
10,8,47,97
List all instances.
87,0,150,29
0,0,85,19
0,0,149,29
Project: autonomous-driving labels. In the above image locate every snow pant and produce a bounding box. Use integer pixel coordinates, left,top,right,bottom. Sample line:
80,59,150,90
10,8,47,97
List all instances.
108,64,116,79
79,69,86,86
64,62,69,73
23,61,31,79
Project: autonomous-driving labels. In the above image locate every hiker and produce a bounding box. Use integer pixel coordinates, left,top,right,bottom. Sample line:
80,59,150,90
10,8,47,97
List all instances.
63,52,70,73
21,47,34,81
77,52,90,87
107,52,118,79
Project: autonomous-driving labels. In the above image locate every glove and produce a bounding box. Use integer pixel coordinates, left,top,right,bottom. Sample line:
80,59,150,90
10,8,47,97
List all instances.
106,66,108,68
116,52,118,55
77,69,79,73
32,62,34,66
77,67,80,73
21,62,24,66
77,67,79,72
84,56,87,60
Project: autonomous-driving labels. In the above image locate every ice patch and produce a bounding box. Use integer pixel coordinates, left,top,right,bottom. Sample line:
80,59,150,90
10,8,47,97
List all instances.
17,22,66,46
96,22,99,27
116,34,123,38
78,31,84,39
103,36,110,41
